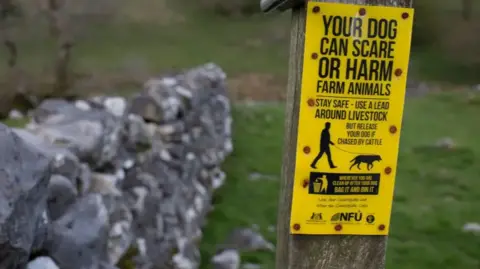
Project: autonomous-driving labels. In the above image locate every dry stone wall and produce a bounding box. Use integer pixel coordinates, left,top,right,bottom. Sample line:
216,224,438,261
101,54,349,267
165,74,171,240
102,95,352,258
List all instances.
0,63,234,269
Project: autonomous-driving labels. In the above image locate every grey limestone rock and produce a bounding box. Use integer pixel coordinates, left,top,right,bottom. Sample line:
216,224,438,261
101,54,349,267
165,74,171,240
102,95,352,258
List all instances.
0,123,52,269
26,256,60,269
222,228,275,252
211,249,240,269
242,263,261,269
28,101,123,169
46,194,109,269
12,128,87,182
463,222,480,234
32,98,81,124
47,175,78,221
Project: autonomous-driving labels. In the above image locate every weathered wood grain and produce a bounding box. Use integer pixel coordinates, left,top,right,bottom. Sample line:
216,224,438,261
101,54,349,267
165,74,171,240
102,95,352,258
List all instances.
276,0,413,268
261,0,412,12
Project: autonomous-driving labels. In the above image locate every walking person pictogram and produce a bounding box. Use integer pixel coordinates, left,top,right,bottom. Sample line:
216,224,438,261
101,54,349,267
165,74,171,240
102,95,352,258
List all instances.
310,122,337,169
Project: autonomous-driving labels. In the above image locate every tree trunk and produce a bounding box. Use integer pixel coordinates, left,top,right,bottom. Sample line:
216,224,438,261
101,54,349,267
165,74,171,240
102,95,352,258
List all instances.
46,0,74,96
462,0,472,21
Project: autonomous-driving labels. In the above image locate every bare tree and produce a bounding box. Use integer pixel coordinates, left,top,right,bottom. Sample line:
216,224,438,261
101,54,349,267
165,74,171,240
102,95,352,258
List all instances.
0,0,18,67
462,0,473,21
0,0,21,118
41,0,74,95
0,0,79,117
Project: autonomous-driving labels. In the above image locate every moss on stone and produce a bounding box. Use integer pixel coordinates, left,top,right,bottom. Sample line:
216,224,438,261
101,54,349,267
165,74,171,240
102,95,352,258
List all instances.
116,246,139,269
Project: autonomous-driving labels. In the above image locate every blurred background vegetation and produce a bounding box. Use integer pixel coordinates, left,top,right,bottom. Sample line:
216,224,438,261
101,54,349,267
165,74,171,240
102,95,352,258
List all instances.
412,0,480,82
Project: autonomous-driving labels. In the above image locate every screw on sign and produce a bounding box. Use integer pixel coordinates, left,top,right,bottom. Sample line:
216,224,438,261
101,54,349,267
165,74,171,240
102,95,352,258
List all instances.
293,223,301,231
389,125,397,134
401,12,409,19
334,224,342,231
302,179,309,188
303,146,311,154
359,8,366,15
307,98,315,107
395,68,403,76
384,167,392,175
378,224,386,231
312,6,320,13
311,52,318,59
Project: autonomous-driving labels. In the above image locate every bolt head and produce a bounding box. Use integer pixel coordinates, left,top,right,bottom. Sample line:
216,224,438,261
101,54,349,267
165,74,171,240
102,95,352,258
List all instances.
384,167,392,174
302,179,309,188
307,98,315,107
311,53,318,59
395,68,403,76
389,125,397,134
378,224,386,231
303,146,311,154
334,224,342,231
312,6,320,13
293,223,301,230
401,12,409,19
359,8,366,16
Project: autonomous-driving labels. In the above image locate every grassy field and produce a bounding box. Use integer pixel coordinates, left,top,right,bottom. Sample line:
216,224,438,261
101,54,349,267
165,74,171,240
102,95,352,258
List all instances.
200,91,480,268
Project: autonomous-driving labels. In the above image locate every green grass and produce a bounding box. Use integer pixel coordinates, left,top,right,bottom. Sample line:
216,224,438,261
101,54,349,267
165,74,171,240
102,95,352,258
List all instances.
3,118,29,128
200,91,480,268
413,47,480,84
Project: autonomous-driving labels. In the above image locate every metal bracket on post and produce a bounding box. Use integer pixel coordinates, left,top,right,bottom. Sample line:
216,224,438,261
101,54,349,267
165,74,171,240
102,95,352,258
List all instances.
260,0,304,13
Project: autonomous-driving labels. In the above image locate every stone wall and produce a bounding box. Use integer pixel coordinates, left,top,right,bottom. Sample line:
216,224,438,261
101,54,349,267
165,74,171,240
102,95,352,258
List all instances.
0,63,233,269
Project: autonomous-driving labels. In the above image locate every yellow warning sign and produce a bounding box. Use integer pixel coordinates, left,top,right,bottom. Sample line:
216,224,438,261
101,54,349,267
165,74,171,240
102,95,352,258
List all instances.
290,2,414,235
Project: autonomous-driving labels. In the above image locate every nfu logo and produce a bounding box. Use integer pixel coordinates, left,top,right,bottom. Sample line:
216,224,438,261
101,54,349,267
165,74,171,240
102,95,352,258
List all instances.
331,211,363,222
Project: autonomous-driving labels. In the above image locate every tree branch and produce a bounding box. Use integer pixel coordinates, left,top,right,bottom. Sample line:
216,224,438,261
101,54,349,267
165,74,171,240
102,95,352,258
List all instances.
0,0,18,67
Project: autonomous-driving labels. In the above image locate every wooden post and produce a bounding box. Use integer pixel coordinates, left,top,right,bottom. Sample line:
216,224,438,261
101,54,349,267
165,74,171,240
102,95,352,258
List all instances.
261,0,413,269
